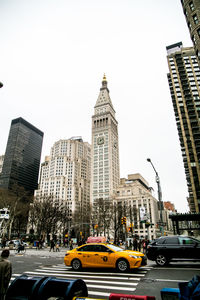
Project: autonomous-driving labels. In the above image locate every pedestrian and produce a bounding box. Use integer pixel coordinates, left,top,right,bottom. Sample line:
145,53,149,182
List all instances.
35,241,39,250
49,239,55,252
138,239,142,252
1,239,6,249
55,241,60,252
78,240,82,246
69,239,73,250
39,239,43,249
133,237,138,251
0,249,12,300
143,238,148,253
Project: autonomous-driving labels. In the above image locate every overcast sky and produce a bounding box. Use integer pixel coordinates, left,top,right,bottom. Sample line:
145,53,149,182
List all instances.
0,0,193,212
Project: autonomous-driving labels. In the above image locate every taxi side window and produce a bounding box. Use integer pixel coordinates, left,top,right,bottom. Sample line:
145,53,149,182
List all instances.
78,245,95,252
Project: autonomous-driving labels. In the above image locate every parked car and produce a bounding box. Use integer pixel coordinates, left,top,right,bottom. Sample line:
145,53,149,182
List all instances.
146,235,200,266
64,243,147,272
6,240,28,247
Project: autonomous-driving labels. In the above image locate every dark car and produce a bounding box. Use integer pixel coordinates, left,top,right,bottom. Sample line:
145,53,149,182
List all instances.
146,235,200,266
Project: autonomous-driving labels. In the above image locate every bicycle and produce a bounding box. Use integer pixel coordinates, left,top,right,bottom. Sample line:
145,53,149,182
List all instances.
14,244,26,254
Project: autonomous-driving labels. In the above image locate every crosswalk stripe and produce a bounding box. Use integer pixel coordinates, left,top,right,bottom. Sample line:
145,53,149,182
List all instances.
88,291,111,297
23,271,142,281
39,267,146,277
82,279,138,286
86,284,136,291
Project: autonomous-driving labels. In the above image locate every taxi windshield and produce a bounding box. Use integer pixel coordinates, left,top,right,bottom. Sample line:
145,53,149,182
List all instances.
107,244,123,252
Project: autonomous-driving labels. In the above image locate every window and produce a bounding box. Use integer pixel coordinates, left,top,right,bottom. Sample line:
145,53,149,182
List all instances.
188,22,192,31
163,237,179,245
93,245,111,252
77,245,95,252
189,2,195,11
179,237,197,245
193,14,199,25
192,34,197,45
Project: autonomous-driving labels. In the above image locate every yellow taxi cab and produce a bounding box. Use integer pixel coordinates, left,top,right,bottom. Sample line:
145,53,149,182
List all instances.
64,243,147,272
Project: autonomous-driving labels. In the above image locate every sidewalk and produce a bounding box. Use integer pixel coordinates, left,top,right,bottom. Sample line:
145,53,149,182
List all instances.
8,246,68,258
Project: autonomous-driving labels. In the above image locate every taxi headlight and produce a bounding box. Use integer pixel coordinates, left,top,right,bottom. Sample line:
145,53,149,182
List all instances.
129,255,139,259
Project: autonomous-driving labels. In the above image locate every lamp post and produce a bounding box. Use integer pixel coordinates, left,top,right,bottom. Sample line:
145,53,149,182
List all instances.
147,158,164,235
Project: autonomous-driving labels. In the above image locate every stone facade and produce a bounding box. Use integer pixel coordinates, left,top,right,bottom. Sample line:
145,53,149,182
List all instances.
114,173,159,240
34,137,91,234
0,155,4,174
91,75,120,206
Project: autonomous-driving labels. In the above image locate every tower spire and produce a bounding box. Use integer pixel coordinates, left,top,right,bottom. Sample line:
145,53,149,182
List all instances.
101,73,108,91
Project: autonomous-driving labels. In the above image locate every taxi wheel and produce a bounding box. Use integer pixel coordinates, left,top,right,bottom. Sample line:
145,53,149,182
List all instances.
116,259,129,272
71,259,82,271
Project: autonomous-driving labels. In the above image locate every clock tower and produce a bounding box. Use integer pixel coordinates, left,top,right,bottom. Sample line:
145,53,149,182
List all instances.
91,75,120,205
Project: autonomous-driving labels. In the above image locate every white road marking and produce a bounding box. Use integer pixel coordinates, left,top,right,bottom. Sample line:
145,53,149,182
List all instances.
24,271,141,281
88,291,111,297
86,284,136,291
83,279,138,286
39,267,146,277
156,279,189,282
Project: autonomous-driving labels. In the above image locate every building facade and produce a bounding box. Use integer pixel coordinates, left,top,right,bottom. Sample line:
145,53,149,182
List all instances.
180,0,200,64
114,174,159,241
0,155,4,174
35,137,91,235
91,75,120,206
0,117,43,194
166,42,200,213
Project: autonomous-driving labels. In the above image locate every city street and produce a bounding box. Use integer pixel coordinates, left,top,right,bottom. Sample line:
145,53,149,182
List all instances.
7,247,200,299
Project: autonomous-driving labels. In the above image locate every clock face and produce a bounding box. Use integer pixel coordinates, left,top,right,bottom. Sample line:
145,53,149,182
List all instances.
97,137,104,145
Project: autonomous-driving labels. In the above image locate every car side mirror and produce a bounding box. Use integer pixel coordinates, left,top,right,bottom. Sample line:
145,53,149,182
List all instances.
107,249,113,253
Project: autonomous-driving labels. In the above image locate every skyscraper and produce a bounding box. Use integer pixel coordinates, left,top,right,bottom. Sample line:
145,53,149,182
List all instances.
91,75,120,205
166,42,200,213
0,117,43,194
35,137,91,235
180,0,200,64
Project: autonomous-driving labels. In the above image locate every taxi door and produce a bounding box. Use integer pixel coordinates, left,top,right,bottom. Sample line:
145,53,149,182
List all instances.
75,244,98,267
92,245,116,268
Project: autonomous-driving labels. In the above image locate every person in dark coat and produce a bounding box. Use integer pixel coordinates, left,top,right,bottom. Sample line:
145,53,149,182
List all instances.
0,249,12,300
69,239,73,250
49,239,55,252
133,237,138,251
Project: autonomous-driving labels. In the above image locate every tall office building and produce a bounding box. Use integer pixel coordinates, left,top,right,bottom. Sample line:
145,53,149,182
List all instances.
0,117,43,194
180,0,200,63
91,75,120,205
35,137,91,232
166,42,200,213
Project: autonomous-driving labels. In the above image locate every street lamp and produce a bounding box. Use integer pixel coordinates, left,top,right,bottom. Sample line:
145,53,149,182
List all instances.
147,158,164,234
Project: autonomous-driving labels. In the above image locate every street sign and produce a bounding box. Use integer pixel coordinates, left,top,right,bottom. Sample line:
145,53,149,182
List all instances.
157,222,166,226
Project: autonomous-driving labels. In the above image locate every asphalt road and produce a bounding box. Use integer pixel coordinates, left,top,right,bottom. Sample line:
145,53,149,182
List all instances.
6,247,200,299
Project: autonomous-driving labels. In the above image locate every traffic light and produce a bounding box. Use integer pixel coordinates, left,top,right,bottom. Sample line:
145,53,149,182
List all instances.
121,217,124,224
129,226,133,232
123,217,127,225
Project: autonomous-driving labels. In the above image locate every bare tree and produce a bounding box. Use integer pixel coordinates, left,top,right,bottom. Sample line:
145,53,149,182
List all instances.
28,196,69,242
92,198,114,237
73,201,91,241
0,185,32,239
